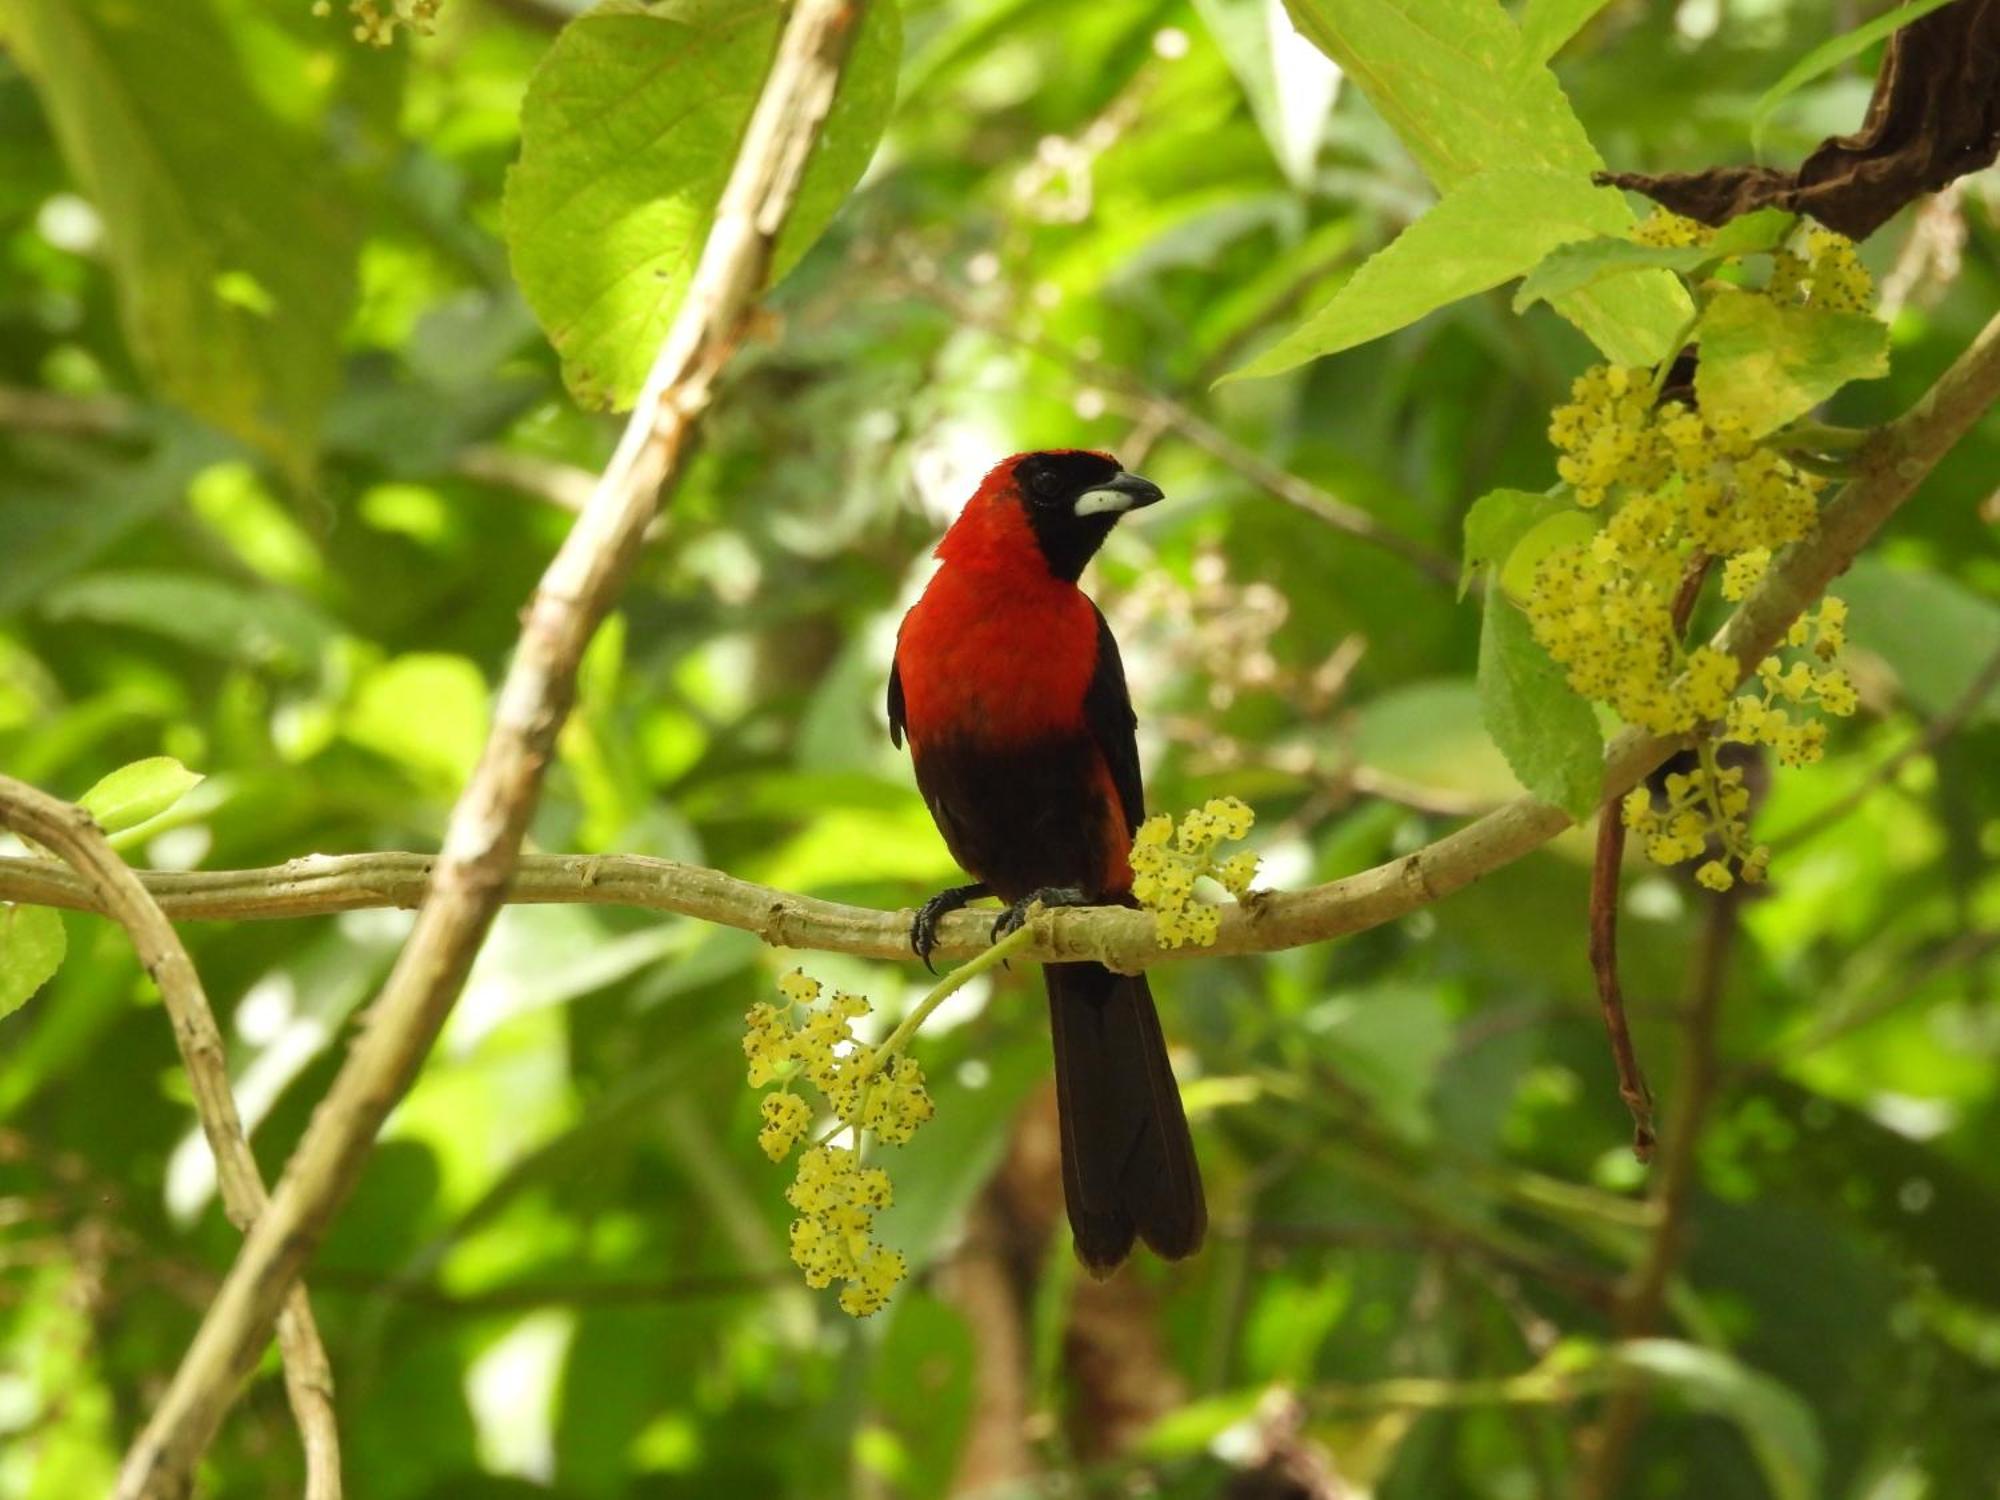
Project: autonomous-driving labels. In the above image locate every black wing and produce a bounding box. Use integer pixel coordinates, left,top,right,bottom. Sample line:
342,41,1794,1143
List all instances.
1083,606,1144,835
886,655,906,749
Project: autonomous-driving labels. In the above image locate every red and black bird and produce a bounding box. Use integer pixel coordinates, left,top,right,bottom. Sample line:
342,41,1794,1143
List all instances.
888,449,1205,1273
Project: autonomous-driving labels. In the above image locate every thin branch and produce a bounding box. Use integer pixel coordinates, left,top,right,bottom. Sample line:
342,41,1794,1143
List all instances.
1587,810,1655,1161
1770,641,2000,851
111,5,872,1496
0,776,343,1500
1579,888,1738,1500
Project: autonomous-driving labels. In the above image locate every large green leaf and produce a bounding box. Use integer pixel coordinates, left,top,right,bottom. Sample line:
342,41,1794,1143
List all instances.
1223,167,1642,383
1516,0,1616,63
3,0,367,479
504,0,902,411
1260,0,1690,365
0,904,66,1022
1459,486,1568,598
1609,1340,1823,1500
1694,288,1889,438
1477,583,1602,820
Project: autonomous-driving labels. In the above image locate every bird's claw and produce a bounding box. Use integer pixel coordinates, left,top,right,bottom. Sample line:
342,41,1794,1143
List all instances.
909,883,989,974
989,886,1090,946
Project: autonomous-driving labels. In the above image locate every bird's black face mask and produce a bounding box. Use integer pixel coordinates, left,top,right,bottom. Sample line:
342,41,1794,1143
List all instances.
1013,450,1165,582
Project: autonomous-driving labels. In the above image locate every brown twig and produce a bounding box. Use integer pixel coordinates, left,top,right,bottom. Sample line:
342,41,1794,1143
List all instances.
111,4,872,1495
0,776,343,1500
1579,886,1739,1500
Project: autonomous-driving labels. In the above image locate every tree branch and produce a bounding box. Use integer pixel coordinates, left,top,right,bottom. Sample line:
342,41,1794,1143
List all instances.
0,776,343,1500
111,4,872,1495
8,301,1999,987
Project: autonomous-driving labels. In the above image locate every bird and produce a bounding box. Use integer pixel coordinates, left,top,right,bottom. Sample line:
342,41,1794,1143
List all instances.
886,448,1205,1274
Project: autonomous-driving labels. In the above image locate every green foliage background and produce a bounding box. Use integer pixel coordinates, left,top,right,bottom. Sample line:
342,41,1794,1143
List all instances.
0,0,1996,1496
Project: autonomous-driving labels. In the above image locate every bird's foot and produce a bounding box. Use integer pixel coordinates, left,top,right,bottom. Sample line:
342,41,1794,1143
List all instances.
991,886,1090,945
910,883,989,974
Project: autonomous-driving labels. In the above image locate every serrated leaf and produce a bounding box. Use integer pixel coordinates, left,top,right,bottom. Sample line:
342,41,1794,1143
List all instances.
5,0,368,480
1461,487,1569,598
0,904,66,1021
1694,288,1889,439
1262,0,1690,367
1222,168,1637,383
1512,210,1794,313
504,0,901,412
78,757,204,837
1478,584,1601,819
1609,1340,1823,1500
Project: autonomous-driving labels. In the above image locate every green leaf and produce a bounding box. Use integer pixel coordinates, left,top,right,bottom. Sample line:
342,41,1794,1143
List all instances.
1499,508,1597,603
1349,679,1526,807
504,0,901,411
1836,559,2000,724
1191,0,1340,188
1309,982,1453,1142
4,0,367,479
1609,1340,1823,1500
0,904,66,1022
1478,583,1602,819
1460,487,1569,598
1694,288,1889,439
1516,0,1616,63
1512,210,1796,314
1223,167,1638,383
1750,0,1958,153
344,654,493,788
1271,0,1690,365
77,757,204,837
41,571,338,673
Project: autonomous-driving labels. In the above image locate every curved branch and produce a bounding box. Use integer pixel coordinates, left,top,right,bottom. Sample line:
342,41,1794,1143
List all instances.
8,310,1998,983
0,777,343,1500
112,4,873,1496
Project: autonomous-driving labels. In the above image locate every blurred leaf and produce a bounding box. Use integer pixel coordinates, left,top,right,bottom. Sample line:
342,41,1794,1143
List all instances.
0,904,65,1021
75,756,202,836
1349,679,1524,805
1307,981,1452,1141
504,0,901,410
1512,209,1795,312
1276,0,1690,363
1835,558,2000,724
5,0,362,476
1460,486,1566,597
1223,167,1632,382
1609,1339,1824,1500
1748,0,1958,152
1478,583,1602,819
1694,288,1888,438
344,653,492,787
1193,0,1341,188
41,570,337,673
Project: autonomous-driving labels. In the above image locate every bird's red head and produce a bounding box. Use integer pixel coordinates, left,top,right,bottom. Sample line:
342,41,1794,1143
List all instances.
936,449,1165,583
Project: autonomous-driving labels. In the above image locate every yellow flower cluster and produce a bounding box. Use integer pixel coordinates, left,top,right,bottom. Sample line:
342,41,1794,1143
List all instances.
1130,797,1258,948
743,969,934,1315
1768,226,1874,314
313,0,440,45
1524,220,1871,886
1631,210,1713,249
785,1146,905,1317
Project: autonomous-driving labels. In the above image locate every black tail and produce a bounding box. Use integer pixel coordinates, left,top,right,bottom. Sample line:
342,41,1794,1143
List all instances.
1045,961,1206,1274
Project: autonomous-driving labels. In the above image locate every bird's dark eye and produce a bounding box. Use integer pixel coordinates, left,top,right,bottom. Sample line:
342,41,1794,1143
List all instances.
1028,467,1064,502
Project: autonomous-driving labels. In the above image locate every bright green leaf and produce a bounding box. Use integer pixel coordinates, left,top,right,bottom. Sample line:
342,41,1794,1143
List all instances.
1749,0,1958,153
4,0,367,478
1512,210,1795,313
1273,0,1690,365
0,904,66,1021
1478,583,1602,819
77,757,204,837
1461,487,1569,598
1223,168,1638,382
344,654,493,787
504,0,901,411
1694,288,1889,439
1610,1340,1823,1500
1349,679,1525,807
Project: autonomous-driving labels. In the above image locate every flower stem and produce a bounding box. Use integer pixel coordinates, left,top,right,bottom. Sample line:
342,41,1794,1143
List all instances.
855,920,1039,1082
